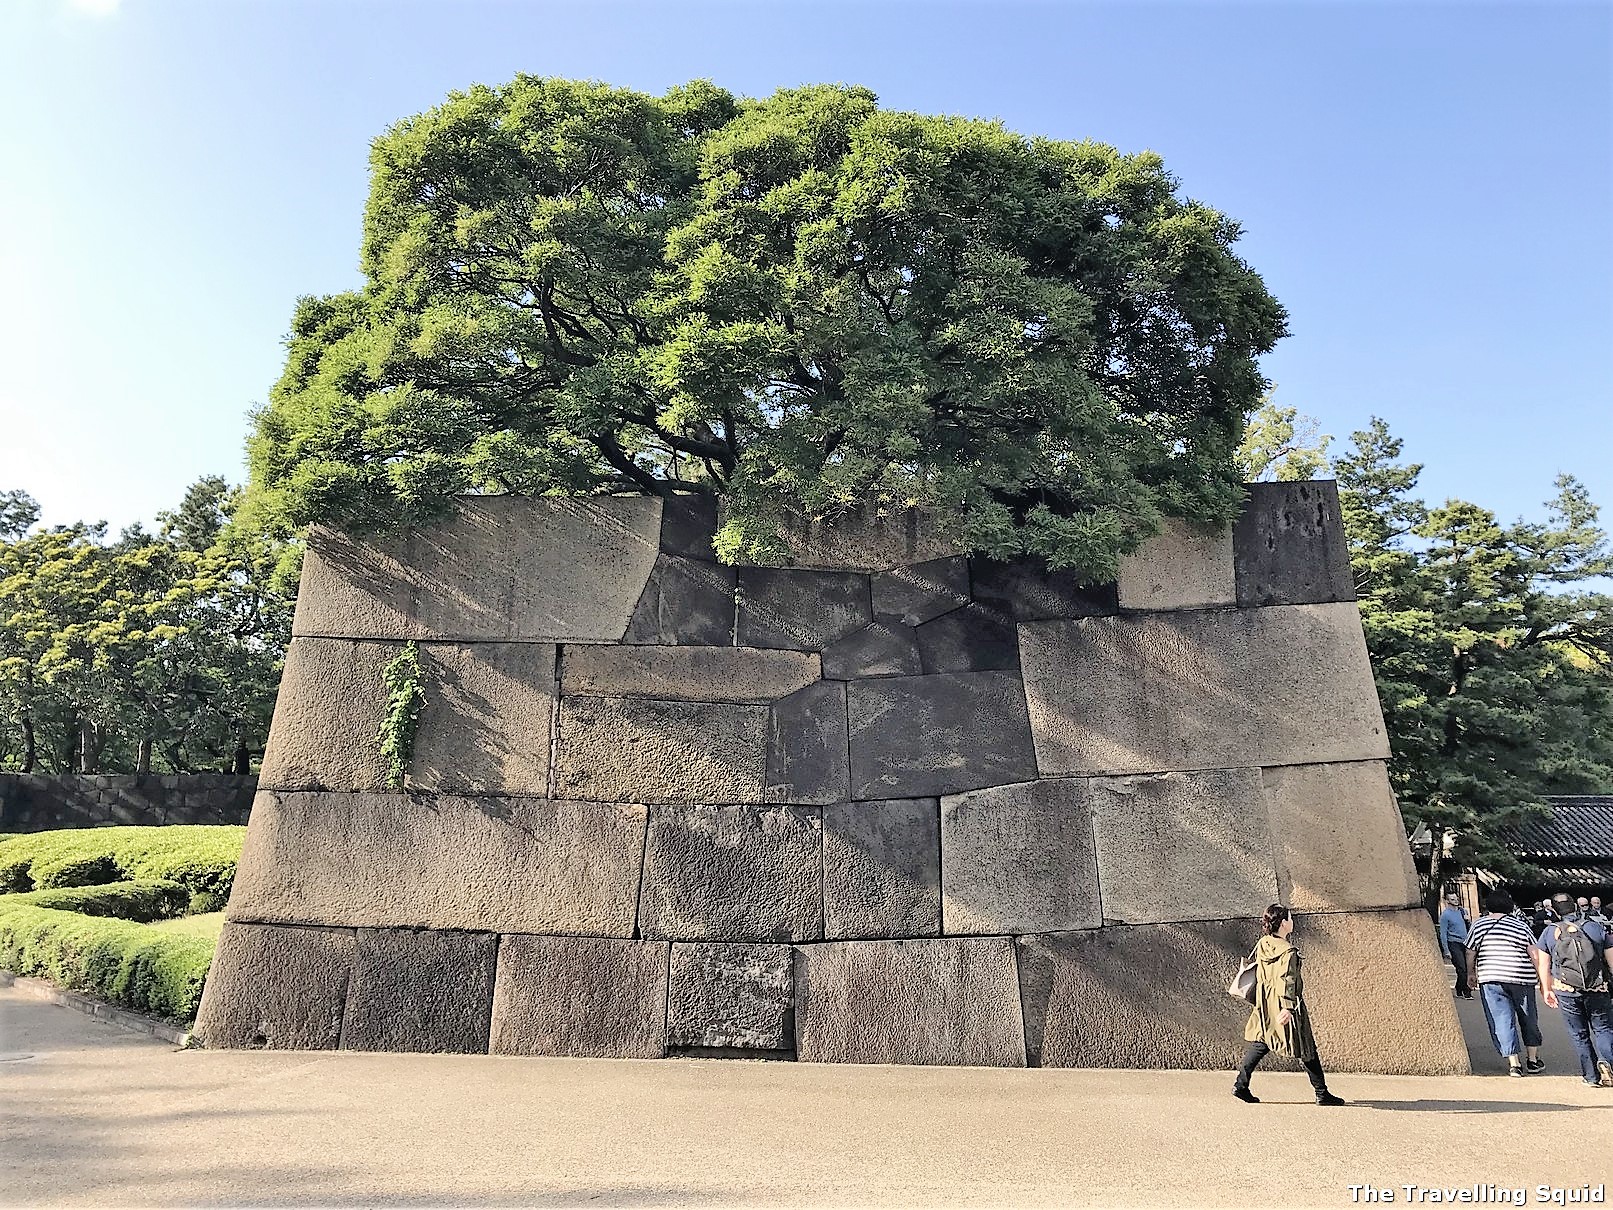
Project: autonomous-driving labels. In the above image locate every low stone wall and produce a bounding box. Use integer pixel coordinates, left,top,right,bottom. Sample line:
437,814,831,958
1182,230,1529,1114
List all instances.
0,774,256,832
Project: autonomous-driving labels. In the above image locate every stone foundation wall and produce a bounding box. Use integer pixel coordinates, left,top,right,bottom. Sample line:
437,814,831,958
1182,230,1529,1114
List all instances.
193,484,1469,1073
0,774,256,832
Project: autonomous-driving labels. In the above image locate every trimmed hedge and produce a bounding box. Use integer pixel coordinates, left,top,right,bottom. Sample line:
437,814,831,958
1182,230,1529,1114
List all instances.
6,879,192,923
0,826,244,911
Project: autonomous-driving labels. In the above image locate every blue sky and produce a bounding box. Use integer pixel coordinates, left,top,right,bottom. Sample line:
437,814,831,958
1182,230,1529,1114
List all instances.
0,0,1607,534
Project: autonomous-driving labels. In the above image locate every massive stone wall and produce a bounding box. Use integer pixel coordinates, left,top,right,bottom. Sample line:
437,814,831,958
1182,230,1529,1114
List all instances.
194,483,1469,1073
0,774,255,832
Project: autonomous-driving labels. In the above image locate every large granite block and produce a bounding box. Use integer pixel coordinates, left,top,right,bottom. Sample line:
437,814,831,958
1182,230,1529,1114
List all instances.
257,638,397,792
1233,480,1355,607
659,495,721,560
554,696,769,803
820,620,922,680
490,935,669,1058
667,942,793,1050
341,928,497,1054
1088,768,1279,924
192,923,354,1051
561,645,818,703
1116,518,1236,612
623,553,736,646
639,804,822,941
848,671,1038,799
1263,761,1420,911
294,525,424,640
794,937,1026,1066
736,567,872,650
914,605,1019,674
940,779,1101,935
226,792,646,935
754,504,967,572
411,642,555,795
765,681,850,806
969,556,1118,622
1019,603,1390,776
823,798,941,939
871,556,971,626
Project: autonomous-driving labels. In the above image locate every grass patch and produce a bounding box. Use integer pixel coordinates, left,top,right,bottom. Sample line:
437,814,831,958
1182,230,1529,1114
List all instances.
147,912,226,941
0,826,244,911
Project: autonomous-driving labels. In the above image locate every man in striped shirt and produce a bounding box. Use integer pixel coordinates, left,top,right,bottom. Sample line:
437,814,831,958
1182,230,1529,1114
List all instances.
1466,890,1546,1076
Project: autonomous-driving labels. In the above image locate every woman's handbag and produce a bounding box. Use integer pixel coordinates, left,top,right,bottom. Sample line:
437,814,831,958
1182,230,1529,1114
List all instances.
1227,948,1260,1003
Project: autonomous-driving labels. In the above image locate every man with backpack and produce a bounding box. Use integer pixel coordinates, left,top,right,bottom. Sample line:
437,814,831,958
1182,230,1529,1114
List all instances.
1537,892,1613,1088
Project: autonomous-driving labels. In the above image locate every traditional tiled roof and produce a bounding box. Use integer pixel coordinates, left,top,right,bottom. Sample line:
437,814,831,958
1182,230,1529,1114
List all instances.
1501,796,1613,862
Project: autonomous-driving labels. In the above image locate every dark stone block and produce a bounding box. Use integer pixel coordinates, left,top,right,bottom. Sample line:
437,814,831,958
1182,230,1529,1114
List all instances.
821,619,922,680
871,557,971,626
490,935,669,1058
1233,480,1356,607
193,923,354,1051
848,671,1038,799
823,799,940,939
969,556,1118,622
660,495,721,560
623,553,736,646
668,942,793,1050
766,681,851,806
736,567,872,650
914,605,1020,674
341,928,497,1054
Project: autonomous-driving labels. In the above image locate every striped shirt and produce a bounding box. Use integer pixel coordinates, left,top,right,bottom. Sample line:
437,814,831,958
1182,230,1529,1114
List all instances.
1467,913,1540,985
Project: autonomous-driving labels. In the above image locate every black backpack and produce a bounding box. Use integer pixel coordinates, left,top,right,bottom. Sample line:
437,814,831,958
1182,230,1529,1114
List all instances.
1550,920,1608,991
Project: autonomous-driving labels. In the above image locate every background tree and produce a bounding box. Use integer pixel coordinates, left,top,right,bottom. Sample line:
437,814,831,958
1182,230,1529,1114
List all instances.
245,77,1288,580
1234,391,1332,482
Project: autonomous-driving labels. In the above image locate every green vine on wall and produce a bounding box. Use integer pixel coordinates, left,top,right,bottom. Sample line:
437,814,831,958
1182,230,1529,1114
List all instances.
377,642,426,790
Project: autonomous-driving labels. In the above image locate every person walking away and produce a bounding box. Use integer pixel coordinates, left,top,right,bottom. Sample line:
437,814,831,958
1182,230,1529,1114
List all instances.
1467,890,1547,1076
1440,893,1473,999
1536,893,1613,1088
1232,904,1346,1106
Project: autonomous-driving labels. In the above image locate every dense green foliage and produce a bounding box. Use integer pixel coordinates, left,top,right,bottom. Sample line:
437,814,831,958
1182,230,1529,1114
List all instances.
0,826,244,911
7,878,192,922
245,77,1287,578
1234,393,1332,483
377,642,425,790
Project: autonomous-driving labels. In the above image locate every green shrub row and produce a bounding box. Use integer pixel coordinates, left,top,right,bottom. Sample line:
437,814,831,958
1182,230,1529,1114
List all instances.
4,879,192,923
0,826,244,909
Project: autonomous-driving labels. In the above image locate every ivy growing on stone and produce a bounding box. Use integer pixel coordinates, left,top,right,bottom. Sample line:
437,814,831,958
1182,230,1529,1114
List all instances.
377,642,426,790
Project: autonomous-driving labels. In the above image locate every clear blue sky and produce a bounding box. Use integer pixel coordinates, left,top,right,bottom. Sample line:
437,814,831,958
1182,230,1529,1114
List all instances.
1,0,1607,534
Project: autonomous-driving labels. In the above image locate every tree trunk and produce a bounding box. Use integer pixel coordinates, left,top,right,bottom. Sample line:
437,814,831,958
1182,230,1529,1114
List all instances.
21,714,36,773
1425,823,1444,918
231,722,251,776
78,719,99,775
136,736,153,775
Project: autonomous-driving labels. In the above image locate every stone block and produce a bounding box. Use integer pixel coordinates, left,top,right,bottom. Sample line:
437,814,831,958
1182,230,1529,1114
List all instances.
562,645,818,703
794,937,1026,1066
192,923,353,1051
823,799,941,939
623,553,736,646
969,556,1118,622
341,928,497,1054
1019,603,1390,776
1116,518,1236,611
554,696,769,803
410,642,555,795
848,671,1038,799
753,504,967,572
1262,761,1421,911
820,620,922,680
257,638,397,792
915,605,1019,674
293,524,424,640
490,935,669,1059
659,495,721,560
226,791,646,935
1233,480,1355,607
736,567,872,650
667,942,794,1050
765,681,851,806
639,804,822,942
871,557,971,626
1088,768,1280,924
940,779,1101,935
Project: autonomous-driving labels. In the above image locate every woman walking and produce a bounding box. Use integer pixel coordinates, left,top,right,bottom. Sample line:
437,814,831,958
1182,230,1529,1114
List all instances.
1233,904,1346,1105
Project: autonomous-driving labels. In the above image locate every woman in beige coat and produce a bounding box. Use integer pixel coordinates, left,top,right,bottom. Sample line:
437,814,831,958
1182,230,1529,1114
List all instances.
1233,904,1346,1105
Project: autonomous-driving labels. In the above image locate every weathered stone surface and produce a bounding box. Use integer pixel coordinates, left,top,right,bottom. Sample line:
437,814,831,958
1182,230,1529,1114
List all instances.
1088,768,1280,924
736,567,873,651
640,804,822,941
915,605,1019,674
969,557,1118,622
562,645,819,703
823,799,941,940
411,643,555,795
1019,603,1390,776
193,922,353,1051
554,696,769,803
622,554,736,646
848,671,1038,799
667,942,793,1050
341,928,497,1054
871,557,971,626
941,779,1101,935
820,620,922,680
659,495,721,560
1263,761,1420,911
765,681,850,806
490,935,669,1059
294,525,423,640
1234,480,1355,607
257,638,397,792
794,937,1026,1066
226,792,646,935
1116,519,1236,612
751,504,967,572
